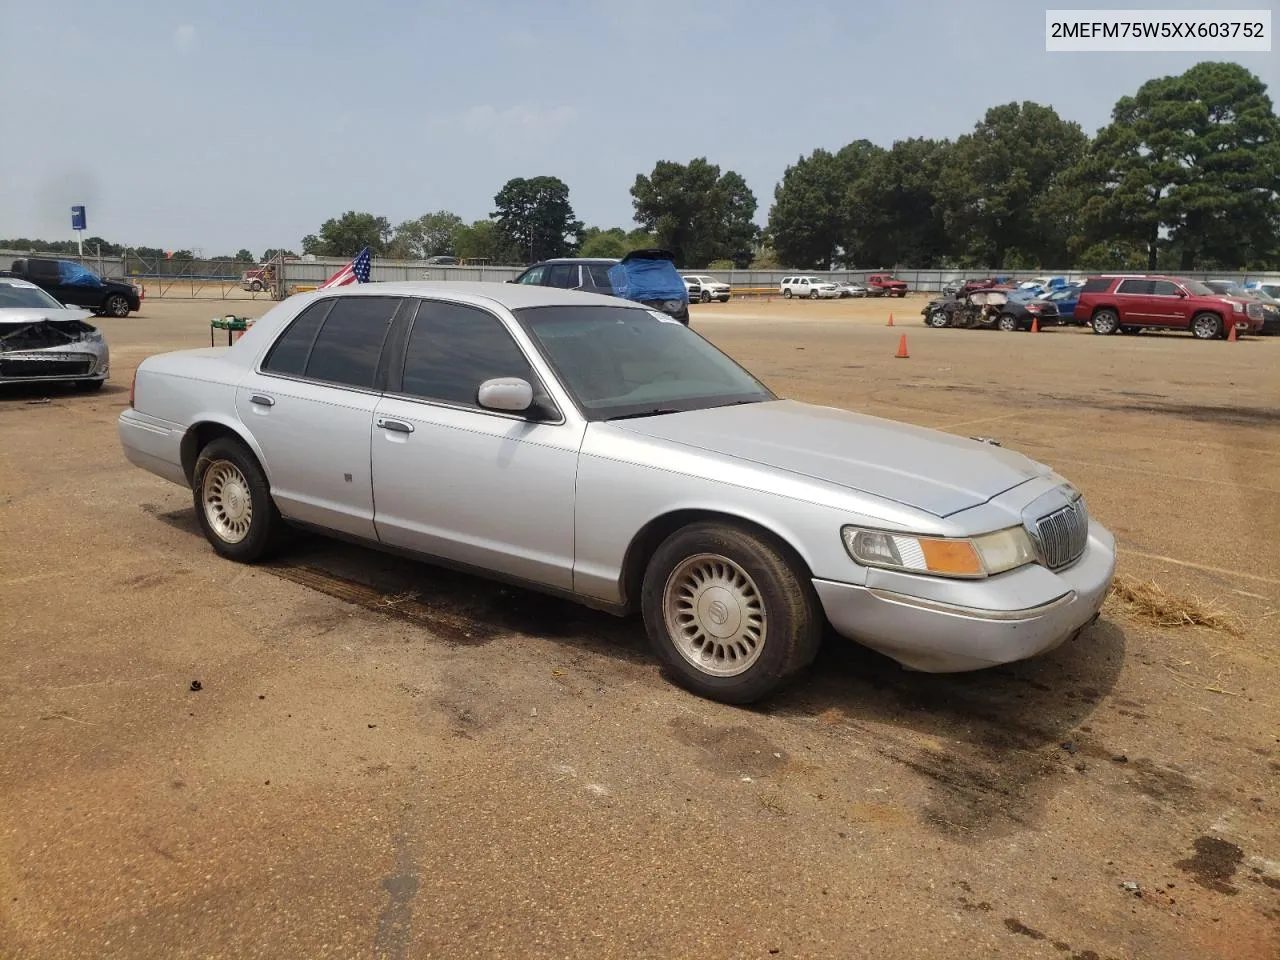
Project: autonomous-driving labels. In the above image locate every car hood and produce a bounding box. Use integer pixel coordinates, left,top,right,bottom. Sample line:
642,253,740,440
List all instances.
612,399,1049,517
0,307,96,323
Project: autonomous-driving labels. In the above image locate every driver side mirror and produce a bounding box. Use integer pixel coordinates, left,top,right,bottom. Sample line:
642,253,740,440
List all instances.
477,377,534,413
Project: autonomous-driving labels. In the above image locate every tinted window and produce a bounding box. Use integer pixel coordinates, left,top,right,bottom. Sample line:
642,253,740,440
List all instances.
1081,278,1111,293
547,263,578,288
28,259,60,283
399,301,533,407
1116,279,1153,295
0,282,65,309
262,300,332,376
516,303,773,421
304,296,400,387
517,266,547,285
1151,280,1179,296
587,264,614,289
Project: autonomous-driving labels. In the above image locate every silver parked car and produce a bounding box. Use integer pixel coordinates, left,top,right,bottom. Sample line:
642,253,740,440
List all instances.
118,282,1115,704
0,277,110,390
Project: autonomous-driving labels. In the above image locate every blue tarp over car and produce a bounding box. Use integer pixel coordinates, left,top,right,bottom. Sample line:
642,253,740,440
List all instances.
607,253,687,303
58,261,103,287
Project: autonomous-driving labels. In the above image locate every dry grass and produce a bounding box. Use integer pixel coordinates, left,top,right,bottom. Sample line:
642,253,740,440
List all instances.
1106,574,1243,635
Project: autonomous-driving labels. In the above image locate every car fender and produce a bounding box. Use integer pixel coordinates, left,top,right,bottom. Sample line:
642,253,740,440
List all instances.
179,411,273,486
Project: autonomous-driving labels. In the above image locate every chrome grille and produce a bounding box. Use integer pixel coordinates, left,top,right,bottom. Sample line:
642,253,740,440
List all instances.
1033,496,1089,570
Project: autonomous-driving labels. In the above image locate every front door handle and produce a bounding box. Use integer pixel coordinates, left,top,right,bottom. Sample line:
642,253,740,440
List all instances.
249,394,275,407
377,418,414,435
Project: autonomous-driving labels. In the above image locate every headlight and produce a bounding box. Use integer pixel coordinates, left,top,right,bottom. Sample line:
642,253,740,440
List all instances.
841,525,1037,579
1231,301,1243,313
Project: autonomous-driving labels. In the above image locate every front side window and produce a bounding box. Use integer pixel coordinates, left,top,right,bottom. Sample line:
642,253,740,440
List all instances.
517,266,547,285
1183,280,1215,296
514,304,774,421
399,300,534,408
1151,280,1180,296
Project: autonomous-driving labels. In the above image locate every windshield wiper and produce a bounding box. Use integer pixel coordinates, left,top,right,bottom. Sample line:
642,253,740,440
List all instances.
606,408,685,421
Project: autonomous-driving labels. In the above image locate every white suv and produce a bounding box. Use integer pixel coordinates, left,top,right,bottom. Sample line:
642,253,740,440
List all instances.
682,274,732,303
780,276,840,300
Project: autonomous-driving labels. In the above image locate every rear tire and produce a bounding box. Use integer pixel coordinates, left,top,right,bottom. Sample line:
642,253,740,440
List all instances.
1091,309,1119,335
1191,312,1223,340
997,313,1020,332
191,437,284,563
783,289,793,299
641,522,822,705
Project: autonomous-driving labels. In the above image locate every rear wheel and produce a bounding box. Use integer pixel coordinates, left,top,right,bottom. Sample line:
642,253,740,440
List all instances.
1091,309,1119,335
997,313,1020,332
192,437,284,562
641,522,822,704
782,289,793,299
1191,312,1223,340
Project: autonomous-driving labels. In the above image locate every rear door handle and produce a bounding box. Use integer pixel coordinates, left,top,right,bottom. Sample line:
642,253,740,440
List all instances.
377,418,414,434
249,394,275,407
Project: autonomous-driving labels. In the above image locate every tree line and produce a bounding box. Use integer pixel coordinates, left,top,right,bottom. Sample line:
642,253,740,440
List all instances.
7,62,1278,272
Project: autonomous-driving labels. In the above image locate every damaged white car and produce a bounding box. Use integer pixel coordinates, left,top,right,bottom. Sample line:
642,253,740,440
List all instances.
0,278,110,391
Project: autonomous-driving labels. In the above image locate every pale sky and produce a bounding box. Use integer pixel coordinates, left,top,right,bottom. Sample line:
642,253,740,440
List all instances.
1,0,1275,255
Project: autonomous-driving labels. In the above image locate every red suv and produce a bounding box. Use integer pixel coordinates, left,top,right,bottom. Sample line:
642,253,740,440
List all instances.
1073,275,1264,339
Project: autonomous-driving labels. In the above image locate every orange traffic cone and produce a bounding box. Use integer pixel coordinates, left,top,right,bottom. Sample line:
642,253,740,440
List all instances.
1031,316,1040,333
895,334,909,358
887,312,895,327
1228,323,1238,342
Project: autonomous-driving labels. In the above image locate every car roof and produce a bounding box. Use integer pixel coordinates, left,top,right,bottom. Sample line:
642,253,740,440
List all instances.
287,280,645,311
529,258,620,266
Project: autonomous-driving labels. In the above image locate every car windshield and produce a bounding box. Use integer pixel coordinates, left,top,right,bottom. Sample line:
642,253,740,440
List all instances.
1182,280,1215,295
514,304,775,421
0,283,66,309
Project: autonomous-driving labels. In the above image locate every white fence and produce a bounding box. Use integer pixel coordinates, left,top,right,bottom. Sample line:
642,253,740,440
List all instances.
5,249,1279,298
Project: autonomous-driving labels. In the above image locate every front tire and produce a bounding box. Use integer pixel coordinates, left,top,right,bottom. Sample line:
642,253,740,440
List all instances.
249,279,263,292
1191,312,1223,340
700,290,711,303
809,289,819,300
1091,309,1119,335
926,309,950,328
104,294,131,317
641,522,822,705
192,437,284,562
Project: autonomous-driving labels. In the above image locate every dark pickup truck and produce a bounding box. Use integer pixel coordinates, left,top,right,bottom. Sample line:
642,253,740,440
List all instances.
5,258,141,316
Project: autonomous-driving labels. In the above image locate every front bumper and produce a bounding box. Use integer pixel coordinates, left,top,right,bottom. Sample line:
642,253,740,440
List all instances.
814,522,1116,672
0,345,109,383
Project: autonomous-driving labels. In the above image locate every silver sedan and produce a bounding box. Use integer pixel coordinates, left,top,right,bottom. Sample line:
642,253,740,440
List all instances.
118,282,1115,704
0,278,110,390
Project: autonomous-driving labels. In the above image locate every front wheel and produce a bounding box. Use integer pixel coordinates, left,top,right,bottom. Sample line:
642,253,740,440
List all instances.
926,309,950,328
809,289,819,300
249,279,263,292
1191,312,1223,340
192,437,284,562
641,522,823,704
700,290,711,303
104,295,131,317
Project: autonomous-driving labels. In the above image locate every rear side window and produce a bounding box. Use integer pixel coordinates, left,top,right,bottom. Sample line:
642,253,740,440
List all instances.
1116,279,1153,295
399,301,533,408
1081,278,1112,294
304,297,401,388
587,264,613,289
262,301,333,376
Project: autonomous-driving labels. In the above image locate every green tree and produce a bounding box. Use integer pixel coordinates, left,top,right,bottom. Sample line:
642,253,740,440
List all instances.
844,139,952,268
767,141,882,269
630,158,759,267
388,211,465,260
936,102,1089,268
578,226,660,259
261,248,296,262
451,219,519,264
1074,61,1280,270
302,211,392,257
234,248,254,262
491,176,583,263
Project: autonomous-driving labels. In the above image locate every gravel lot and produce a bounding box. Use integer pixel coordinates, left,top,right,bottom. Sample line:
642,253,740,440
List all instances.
2,294,1278,959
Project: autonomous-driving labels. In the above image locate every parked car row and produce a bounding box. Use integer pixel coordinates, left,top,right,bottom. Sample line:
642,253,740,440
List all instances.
924,273,1273,339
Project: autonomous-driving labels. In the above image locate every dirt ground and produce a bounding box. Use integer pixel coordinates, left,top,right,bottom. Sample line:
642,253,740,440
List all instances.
2,294,1278,960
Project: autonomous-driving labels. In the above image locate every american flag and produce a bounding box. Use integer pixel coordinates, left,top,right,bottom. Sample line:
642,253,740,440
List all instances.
318,247,372,289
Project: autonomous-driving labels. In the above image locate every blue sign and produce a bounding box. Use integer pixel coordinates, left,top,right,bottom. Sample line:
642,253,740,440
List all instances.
71,205,86,231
